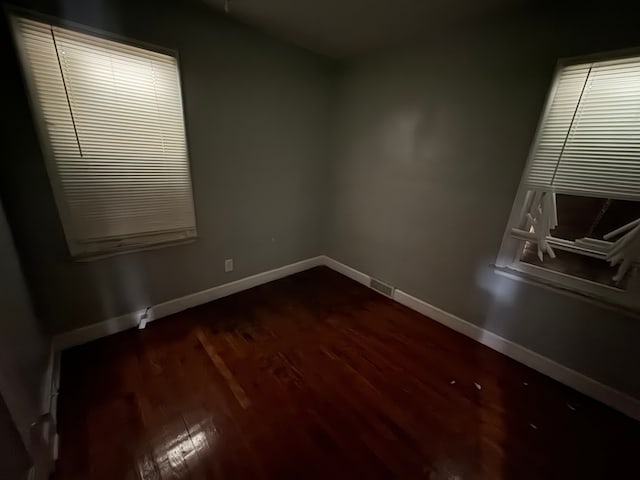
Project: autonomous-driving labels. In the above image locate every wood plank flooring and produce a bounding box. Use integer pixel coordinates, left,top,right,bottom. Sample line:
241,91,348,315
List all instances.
54,266,640,479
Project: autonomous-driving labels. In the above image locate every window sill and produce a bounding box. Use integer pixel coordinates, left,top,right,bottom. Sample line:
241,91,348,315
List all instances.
493,263,640,317
72,237,197,262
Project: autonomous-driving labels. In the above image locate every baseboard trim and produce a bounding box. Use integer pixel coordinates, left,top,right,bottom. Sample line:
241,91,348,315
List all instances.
50,254,640,422
25,346,61,480
150,256,324,320
49,349,60,453
42,346,60,436
52,256,324,351
322,256,640,422
52,309,144,351
323,255,370,286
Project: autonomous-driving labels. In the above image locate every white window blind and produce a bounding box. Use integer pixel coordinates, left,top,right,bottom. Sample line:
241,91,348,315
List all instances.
525,56,640,201
13,17,196,257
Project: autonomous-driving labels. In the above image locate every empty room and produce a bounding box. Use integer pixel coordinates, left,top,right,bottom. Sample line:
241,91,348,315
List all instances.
1,0,640,478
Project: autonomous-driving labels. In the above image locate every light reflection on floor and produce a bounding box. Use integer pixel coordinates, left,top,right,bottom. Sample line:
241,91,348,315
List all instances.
134,417,217,479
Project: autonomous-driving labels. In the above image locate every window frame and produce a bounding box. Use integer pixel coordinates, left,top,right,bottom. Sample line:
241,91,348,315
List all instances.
8,9,197,261
496,51,640,312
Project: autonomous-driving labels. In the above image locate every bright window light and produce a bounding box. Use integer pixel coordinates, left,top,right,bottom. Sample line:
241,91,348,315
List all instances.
11,16,197,259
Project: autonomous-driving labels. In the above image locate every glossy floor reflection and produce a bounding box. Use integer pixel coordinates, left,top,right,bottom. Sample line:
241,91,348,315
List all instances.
131,417,215,479
54,267,640,479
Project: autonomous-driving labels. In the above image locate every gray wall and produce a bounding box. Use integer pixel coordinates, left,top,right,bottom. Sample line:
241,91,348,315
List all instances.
0,393,31,480
326,6,640,398
1,0,335,334
3,0,640,401
0,200,49,475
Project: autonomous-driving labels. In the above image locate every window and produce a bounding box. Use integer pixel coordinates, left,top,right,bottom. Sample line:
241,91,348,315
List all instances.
497,53,640,310
11,17,196,258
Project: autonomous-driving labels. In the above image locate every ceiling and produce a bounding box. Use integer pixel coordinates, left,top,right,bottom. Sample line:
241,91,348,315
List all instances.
204,0,520,58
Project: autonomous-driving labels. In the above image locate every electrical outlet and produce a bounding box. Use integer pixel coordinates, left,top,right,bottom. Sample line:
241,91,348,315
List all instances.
225,258,234,272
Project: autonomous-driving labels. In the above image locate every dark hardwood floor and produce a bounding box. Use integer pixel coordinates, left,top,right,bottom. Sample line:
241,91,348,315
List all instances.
54,266,640,479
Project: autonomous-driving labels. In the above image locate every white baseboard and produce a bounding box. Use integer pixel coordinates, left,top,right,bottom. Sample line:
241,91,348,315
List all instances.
50,254,640,422
52,309,144,351
393,289,640,421
43,347,60,442
322,256,640,422
323,256,370,285
24,346,61,480
40,347,55,415
150,256,324,320
49,350,60,450
52,256,324,351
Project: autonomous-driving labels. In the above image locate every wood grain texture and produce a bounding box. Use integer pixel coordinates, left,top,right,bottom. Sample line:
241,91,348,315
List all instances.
54,266,640,479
